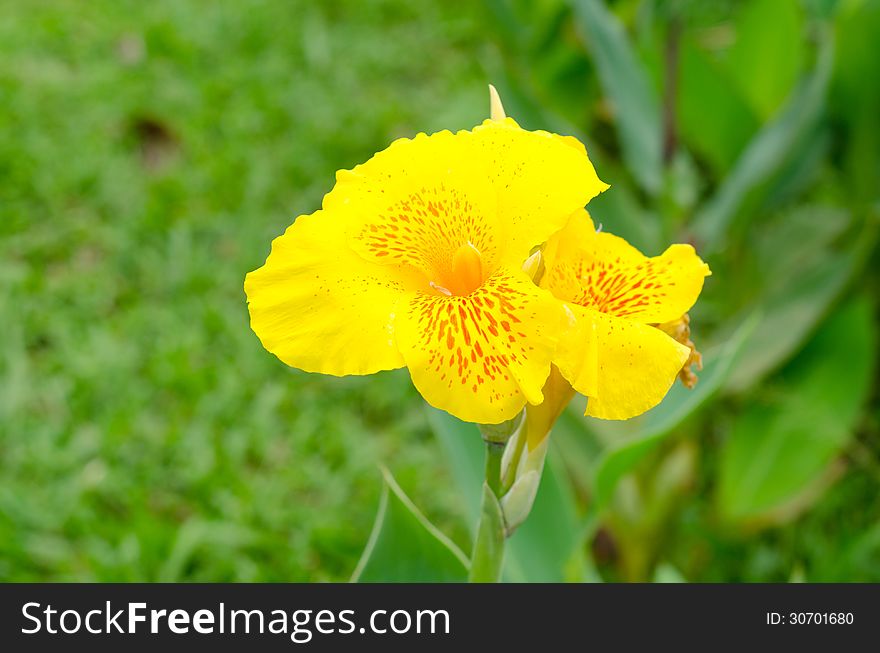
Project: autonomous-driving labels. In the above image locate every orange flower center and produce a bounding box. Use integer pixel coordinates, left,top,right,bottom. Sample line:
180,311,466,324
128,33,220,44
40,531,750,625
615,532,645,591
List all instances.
430,241,485,297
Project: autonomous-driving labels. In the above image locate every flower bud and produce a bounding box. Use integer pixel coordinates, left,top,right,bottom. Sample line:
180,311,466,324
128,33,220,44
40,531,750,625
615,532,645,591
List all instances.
500,436,549,535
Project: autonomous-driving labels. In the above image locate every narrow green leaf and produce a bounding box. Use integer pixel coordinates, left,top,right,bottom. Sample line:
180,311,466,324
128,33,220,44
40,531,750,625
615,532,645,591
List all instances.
592,316,755,510
691,30,834,249
569,0,662,194
351,467,469,582
718,297,877,524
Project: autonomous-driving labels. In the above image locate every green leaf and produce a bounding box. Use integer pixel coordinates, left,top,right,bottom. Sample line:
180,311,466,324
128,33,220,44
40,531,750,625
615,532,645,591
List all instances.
569,0,662,194
718,296,877,524
726,0,805,120
592,316,755,509
760,126,831,209
678,36,760,175
691,29,834,249
831,0,880,203
725,222,868,392
427,408,583,581
351,467,469,582
427,408,484,525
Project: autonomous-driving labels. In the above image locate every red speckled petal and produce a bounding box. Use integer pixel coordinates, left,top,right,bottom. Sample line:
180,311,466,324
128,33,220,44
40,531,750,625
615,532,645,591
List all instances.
544,210,710,324
396,269,564,424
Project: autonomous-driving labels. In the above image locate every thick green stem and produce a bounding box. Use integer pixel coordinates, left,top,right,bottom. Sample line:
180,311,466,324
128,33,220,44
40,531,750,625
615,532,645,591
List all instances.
468,440,507,582
484,440,505,497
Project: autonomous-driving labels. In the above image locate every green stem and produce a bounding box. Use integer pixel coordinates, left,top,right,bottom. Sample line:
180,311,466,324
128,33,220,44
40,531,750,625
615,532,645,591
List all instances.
468,441,507,583
484,440,505,497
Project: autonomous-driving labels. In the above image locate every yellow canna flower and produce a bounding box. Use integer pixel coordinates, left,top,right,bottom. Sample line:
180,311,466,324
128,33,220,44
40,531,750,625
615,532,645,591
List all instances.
245,119,607,424
541,210,711,420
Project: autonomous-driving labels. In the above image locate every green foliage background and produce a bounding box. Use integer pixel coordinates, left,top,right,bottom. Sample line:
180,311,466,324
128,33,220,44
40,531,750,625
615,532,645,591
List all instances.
1,0,878,582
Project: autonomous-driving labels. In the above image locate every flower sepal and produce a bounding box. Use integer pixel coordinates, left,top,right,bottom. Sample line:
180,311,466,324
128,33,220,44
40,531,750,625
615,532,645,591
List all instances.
478,411,524,445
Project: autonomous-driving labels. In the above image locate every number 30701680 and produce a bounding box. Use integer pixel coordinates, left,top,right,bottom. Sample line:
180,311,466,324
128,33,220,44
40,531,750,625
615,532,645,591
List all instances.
767,612,854,625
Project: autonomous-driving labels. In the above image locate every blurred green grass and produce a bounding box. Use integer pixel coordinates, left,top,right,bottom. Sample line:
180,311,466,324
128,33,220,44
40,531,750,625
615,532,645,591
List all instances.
0,0,489,581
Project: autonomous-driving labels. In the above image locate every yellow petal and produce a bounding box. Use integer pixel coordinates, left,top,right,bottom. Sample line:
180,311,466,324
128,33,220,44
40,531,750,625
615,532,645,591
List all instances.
331,122,606,297
336,130,502,288
396,269,563,424
471,118,609,264
245,209,413,376
544,210,711,324
555,304,691,420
